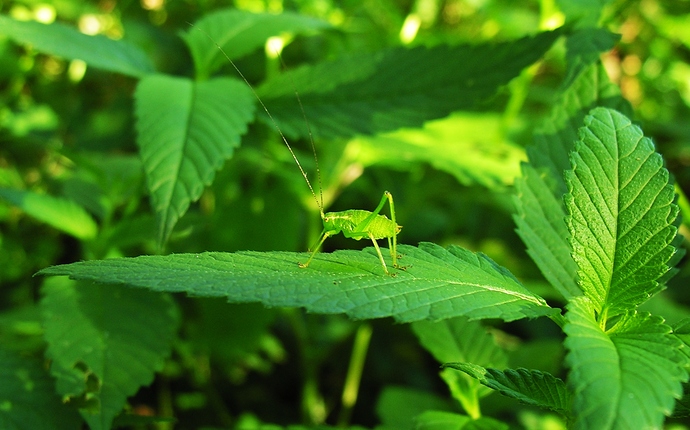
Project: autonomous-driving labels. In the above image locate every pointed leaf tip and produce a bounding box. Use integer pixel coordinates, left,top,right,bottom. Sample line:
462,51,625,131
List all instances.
566,107,682,316
135,75,256,246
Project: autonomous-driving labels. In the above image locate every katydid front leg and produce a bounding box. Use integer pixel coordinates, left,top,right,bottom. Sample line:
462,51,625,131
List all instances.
298,191,402,275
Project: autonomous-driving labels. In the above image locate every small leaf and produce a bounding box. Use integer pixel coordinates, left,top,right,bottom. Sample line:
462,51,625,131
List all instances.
376,386,456,430
563,28,620,88
413,411,471,430
134,74,255,246
182,8,330,79
566,107,683,315
412,318,507,368
38,243,557,323
414,411,508,430
0,188,98,240
40,278,179,430
258,30,561,140
513,63,631,300
564,296,688,430
0,347,82,430
0,15,153,78
442,363,570,415
412,318,507,416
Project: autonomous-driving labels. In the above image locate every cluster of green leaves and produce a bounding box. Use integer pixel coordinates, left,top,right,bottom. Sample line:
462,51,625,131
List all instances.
2,1,690,429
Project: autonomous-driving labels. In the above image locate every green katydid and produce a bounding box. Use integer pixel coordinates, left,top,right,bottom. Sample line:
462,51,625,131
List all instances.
206,32,403,275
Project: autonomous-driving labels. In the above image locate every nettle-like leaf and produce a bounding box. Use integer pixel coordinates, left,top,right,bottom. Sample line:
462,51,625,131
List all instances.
565,296,687,430
442,363,570,415
181,8,330,79
513,63,631,300
414,410,508,430
257,30,561,140
40,277,179,430
38,243,557,323
0,188,98,240
412,318,507,416
0,347,82,430
134,74,255,245
565,107,683,316
0,15,153,78
563,28,620,88
376,386,457,430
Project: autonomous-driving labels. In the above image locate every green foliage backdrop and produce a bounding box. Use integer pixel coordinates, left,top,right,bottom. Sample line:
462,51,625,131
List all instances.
2,1,690,429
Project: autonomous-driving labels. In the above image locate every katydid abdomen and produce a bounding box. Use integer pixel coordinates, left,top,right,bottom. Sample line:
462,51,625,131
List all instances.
323,210,398,240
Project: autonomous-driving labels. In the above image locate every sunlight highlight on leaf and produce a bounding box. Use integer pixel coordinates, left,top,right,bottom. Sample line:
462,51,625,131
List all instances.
565,107,683,316
0,188,98,240
514,64,631,300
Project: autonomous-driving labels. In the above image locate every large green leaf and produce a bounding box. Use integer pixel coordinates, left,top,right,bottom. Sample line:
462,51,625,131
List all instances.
0,347,82,430
564,296,687,430
40,278,179,430
182,8,330,79
257,30,561,140
443,363,570,415
0,15,153,78
0,188,98,240
134,74,255,246
565,107,683,316
513,63,631,300
38,243,557,323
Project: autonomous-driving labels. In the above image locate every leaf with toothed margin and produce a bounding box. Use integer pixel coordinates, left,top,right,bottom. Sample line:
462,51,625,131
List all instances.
37,243,557,323
564,296,688,430
134,74,255,246
565,107,683,316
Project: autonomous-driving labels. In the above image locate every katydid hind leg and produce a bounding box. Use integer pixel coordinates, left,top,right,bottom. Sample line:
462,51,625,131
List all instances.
359,191,400,270
385,191,399,268
368,232,390,275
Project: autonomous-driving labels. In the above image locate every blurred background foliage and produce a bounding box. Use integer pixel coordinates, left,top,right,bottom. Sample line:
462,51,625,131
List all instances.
2,0,690,428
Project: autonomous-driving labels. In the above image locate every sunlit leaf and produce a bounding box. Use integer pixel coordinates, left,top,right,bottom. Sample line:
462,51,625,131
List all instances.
513,63,631,300
0,15,153,77
353,113,525,189
0,188,97,240
182,8,330,79
565,107,683,315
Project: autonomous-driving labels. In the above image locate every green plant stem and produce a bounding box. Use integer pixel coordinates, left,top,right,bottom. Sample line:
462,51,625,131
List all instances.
548,311,567,329
337,323,373,426
501,64,538,133
155,375,173,430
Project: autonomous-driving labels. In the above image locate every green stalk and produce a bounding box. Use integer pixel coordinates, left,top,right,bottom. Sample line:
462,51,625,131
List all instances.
337,323,373,426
